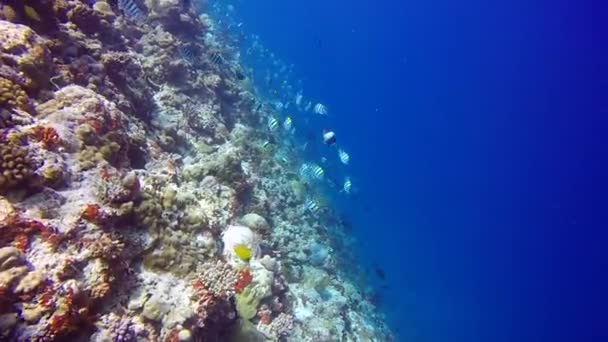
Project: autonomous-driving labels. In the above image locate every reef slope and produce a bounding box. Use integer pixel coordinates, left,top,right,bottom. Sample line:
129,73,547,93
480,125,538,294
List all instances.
0,1,392,340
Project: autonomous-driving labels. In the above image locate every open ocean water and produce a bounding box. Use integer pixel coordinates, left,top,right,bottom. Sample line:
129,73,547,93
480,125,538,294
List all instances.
0,0,604,340
226,0,607,341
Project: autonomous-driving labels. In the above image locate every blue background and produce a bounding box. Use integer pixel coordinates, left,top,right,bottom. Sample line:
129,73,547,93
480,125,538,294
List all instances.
233,0,607,341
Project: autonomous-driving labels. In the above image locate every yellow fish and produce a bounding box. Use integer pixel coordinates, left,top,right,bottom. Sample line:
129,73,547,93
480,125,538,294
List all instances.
24,5,41,22
233,244,252,261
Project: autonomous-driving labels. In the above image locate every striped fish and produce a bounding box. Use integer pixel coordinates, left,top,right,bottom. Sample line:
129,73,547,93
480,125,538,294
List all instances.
118,0,146,22
267,116,279,131
178,46,196,65
310,164,324,180
343,177,352,194
338,149,350,165
313,103,328,116
305,198,320,214
299,163,311,178
209,52,224,66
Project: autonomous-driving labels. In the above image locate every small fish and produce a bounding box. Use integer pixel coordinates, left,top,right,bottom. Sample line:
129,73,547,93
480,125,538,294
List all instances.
209,52,224,65
295,93,303,106
261,140,271,149
255,103,263,112
304,101,312,112
338,149,350,165
311,164,324,180
313,103,328,116
375,267,386,280
283,116,293,131
178,46,195,64
305,198,320,213
267,116,279,131
322,130,336,145
233,244,252,261
343,177,352,194
24,6,41,22
118,0,146,22
299,163,311,178
231,67,246,80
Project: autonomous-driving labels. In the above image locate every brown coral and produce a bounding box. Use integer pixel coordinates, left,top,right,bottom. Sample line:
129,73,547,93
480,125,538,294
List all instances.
0,76,31,111
0,142,34,191
84,233,125,261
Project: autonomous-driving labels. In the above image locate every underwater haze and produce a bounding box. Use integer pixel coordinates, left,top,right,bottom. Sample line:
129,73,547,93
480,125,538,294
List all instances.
235,0,606,341
0,0,604,340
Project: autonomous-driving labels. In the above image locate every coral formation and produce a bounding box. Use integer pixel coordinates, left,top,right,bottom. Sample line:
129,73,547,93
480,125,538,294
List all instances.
0,143,33,191
0,0,394,339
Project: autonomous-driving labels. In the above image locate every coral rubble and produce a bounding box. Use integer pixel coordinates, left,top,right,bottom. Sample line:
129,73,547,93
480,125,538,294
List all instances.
0,1,393,341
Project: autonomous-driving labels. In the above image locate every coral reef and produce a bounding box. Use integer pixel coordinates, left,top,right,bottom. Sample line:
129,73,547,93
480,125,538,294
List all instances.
0,0,393,339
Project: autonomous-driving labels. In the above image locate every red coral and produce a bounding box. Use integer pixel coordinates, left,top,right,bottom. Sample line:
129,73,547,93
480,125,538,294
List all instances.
192,278,205,292
81,204,106,224
39,283,56,309
1,215,62,250
234,268,253,293
14,233,29,252
31,126,61,149
164,329,180,342
47,312,77,338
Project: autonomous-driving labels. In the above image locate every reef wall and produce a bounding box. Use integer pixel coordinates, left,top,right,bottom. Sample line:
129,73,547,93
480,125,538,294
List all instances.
0,1,393,341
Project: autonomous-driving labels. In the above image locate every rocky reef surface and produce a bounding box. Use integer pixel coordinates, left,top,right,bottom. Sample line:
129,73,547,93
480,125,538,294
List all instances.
0,1,393,340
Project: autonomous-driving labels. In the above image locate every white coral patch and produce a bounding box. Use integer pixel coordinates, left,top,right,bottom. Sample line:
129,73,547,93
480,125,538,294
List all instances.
221,225,260,265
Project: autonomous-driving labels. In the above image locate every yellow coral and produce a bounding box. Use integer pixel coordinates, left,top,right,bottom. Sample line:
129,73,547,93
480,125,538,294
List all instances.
235,287,259,320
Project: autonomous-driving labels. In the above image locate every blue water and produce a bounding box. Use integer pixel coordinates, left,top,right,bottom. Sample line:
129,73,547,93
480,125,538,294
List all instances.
222,0,606,341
